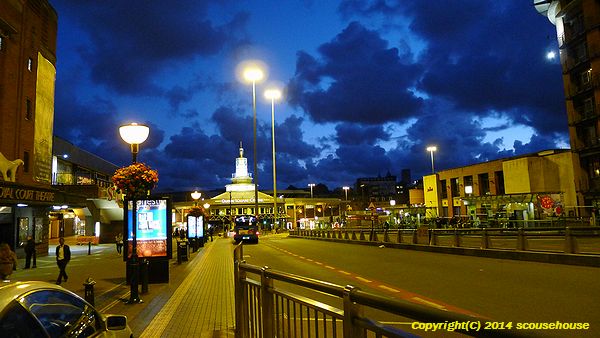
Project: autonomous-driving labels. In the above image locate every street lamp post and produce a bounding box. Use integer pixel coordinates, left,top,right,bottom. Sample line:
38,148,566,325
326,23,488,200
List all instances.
426,146,437,173
119,122,149,304
342,186,350,221
265,88,282,231
308,183,315,199
242,63,266,224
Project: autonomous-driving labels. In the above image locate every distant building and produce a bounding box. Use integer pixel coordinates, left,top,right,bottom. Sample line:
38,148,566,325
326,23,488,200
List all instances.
173,144,342,230
423,149,580,224
355,171,409,209
536,0,600,213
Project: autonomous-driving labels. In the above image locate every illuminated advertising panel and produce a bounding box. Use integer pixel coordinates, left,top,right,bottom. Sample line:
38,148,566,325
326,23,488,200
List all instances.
124,198,172,259
186,215,204,238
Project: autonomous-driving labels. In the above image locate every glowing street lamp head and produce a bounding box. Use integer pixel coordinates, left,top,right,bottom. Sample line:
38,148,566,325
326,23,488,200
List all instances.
426,146,437,152
264,88,282,101
244,68,264,82
546,51,556,60
119,123,149,145
191,190,202,200
237,60,267,84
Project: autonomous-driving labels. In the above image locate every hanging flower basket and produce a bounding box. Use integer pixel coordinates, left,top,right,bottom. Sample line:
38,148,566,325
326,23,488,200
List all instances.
188,206,205,217
112,162,159,199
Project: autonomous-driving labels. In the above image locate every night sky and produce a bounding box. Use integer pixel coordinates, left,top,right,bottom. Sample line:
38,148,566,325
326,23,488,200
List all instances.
49,1,567,193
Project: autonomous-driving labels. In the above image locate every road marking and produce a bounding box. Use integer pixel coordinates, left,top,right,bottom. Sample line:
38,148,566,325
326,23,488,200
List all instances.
378,285,400,293
305,258,313,262
355,276,372,283
324,265,335,269
314,261,323,265
412,297,446,310
338,270,351,275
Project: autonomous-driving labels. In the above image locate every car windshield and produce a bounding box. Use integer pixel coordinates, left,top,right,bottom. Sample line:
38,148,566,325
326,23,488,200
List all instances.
22,289,101,338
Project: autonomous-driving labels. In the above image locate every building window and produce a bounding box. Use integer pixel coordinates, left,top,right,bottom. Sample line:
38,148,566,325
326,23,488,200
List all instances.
27,57,33,71
440,179,447,199
23,152,30,173
450,178,459,197
495,171,505,195
478,173,489,195
463,175,473,193
25,98,32,120
581,69,591,85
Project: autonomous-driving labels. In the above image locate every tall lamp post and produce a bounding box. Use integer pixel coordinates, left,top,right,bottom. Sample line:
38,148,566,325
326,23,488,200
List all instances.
241,62,266,224
119,122,149,304
265,88,282,230
342,186,350,221
426,146,437,173
308,183,315,198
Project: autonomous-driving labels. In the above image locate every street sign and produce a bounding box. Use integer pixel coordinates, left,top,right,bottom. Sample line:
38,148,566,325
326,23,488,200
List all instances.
368,202,375,210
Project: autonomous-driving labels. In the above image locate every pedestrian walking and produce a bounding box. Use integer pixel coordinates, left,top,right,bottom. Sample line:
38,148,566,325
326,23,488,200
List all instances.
24,236,37,268
0,243,17,280
208,226,213,242
55,237,71,285
115,233,123,254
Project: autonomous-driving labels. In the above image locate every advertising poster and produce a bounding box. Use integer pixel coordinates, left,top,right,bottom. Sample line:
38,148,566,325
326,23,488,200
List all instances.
125,198,172,259
186,215,204,238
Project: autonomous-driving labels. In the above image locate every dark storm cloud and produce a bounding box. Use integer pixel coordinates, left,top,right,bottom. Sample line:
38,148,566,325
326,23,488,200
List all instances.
52,1,245,95
275,116,320,159
333,0,569,181
335,122,389,145
401,1,566,136
307,144,392,188
287,21,423,124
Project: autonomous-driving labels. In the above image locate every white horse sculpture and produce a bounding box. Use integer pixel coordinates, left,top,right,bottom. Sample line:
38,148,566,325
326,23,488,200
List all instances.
0,152,24,182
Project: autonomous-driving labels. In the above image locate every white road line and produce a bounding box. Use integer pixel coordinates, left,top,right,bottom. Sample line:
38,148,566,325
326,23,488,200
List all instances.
411,297,446,310
338,270,351,275
378,285,400,293
355,276,372,283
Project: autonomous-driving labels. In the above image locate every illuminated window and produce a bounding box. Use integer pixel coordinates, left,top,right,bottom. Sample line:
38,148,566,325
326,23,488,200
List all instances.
0,36,3,50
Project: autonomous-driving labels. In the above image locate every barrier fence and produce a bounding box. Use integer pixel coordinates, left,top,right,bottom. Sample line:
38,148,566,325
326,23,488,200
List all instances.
233,244,531,338
289,227,600,256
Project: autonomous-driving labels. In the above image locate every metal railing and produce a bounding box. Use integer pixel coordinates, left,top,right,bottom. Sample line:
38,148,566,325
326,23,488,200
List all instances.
233,244,529,338
290,226,600,255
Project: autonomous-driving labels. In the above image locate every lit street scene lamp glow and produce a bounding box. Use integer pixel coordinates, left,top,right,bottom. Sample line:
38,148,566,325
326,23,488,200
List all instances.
119,123,149,163
343,186,349,201
308,183,315,198
265,87,282,229
119,122,150,305
426,146,437,173
238,60,267,222
191,190,201,206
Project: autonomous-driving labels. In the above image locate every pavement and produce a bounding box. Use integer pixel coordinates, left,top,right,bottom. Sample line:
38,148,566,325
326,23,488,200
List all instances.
7,233,243,337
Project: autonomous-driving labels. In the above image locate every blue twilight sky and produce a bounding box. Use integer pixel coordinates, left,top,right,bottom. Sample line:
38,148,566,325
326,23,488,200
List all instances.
49,0,567,193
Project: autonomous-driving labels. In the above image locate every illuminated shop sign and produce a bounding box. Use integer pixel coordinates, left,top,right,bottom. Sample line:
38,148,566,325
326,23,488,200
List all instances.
219,198,265,204
0,186,55,202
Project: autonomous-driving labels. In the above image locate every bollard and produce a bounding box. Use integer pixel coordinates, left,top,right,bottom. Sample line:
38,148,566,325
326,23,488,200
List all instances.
564,227,578,254
481,228,490,249
88,241,91,255
83,277,96,306
140,259,149,294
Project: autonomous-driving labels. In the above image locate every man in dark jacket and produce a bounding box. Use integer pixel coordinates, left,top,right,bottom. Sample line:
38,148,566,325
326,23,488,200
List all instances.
24,236,36,269
55,237,71,285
